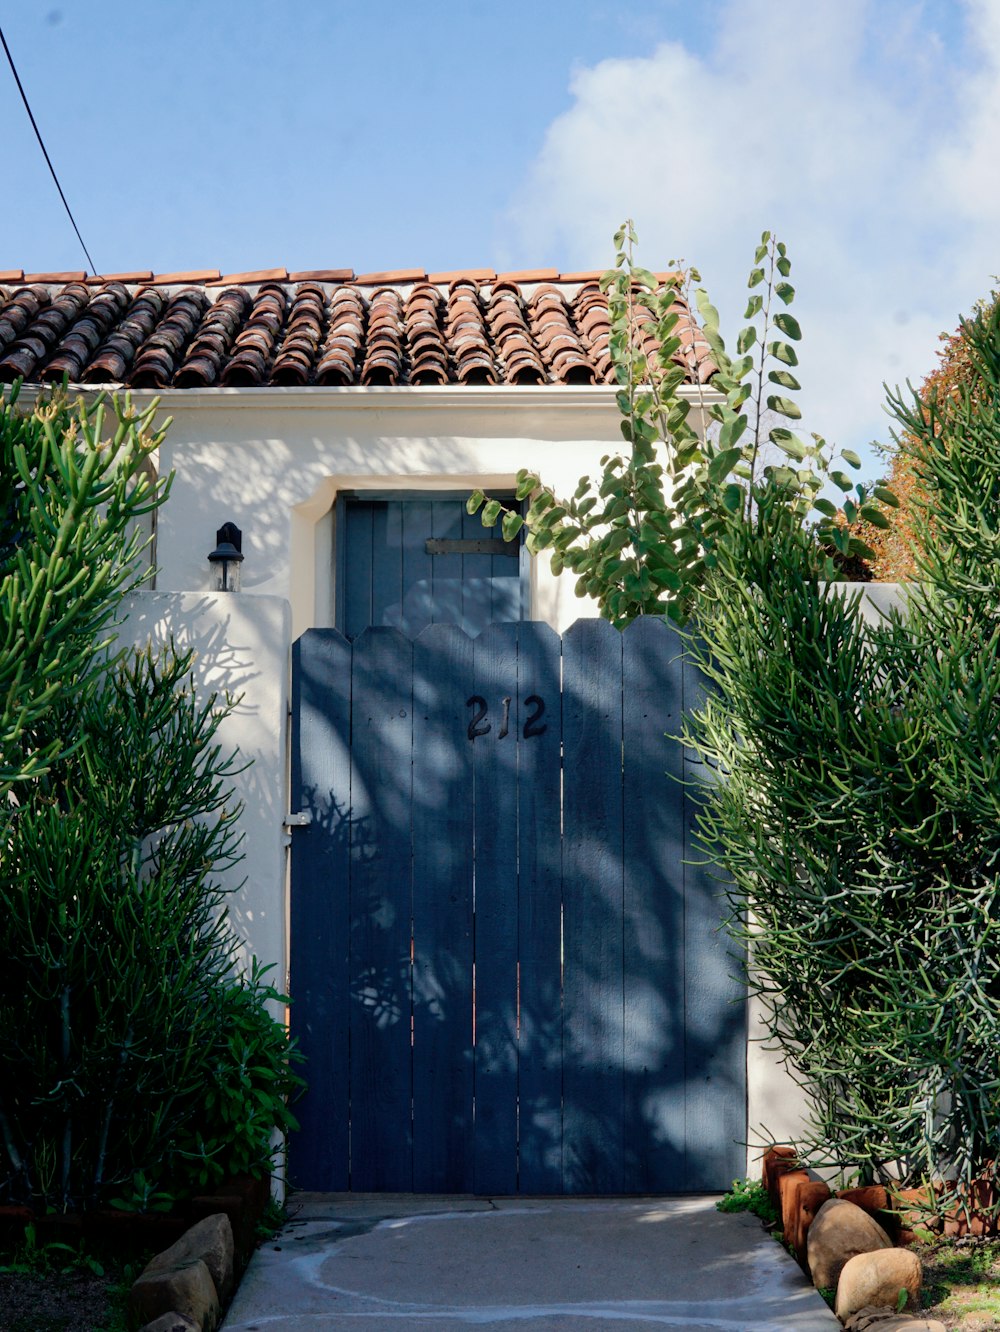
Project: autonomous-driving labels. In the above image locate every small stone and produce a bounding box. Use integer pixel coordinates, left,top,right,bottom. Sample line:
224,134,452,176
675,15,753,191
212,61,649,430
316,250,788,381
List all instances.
145,1213,235,1303
129,1257,220,1332
845,1317,945,1332
843,1308,896,1331
808,1197,894,1291
835,1246,923,1322
139,1316,200,1332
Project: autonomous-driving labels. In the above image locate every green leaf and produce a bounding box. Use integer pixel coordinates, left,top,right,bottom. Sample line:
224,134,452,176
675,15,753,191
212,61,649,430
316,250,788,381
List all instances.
768,340,799,366
767,394,802,420
748,267,765,288
769,428,806,459
841,448,862,468
722,483,743,513
515,472,537,500
776,256,791,277
775,281,794,305
831,470,853,491
744,294,763,320
481,499,503,527
773,312,802,340
501,511,525,541
859,505,891,529
695,288,721,332
848,536,877,561
709,448,743,482
466,489,485,515
814,498,838,518
737,326,757,354
873,485,899,508
719,413,749,449
767,369,801,391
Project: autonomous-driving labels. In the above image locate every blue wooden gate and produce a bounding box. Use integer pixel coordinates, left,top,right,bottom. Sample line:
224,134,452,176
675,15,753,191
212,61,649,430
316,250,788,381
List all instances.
289,617,745,1194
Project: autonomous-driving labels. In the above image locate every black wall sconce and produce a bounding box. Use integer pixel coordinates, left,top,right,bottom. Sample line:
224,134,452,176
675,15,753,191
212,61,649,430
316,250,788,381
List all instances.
208,521,245,592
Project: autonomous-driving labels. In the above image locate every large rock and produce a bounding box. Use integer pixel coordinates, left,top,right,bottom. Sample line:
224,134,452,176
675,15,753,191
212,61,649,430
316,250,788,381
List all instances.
138,1316,200,1332
835,1247,923,1322
144,1213,236,1303
807,1197,893,1290
129,1257,220,1332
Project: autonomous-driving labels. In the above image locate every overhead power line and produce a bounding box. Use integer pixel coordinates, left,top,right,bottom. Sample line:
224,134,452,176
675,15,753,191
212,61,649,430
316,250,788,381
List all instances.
0,23,97,275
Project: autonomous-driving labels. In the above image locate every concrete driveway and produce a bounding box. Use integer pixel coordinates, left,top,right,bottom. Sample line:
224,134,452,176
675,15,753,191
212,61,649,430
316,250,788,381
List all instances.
222,1193,839,1331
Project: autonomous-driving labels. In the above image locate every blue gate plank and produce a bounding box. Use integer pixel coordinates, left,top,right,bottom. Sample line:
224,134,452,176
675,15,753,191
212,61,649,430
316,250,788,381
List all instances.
681,646,746,1189
400,499,435,637
371,501,403,631
411,624,475,1191
289,630,353,1190
621,618,687,1192
348,628,414,1190
515,622,564,1194
342,501,374,640
471,623,520,1194
561,618,625,1193
460,505,494,635
430,501,465,629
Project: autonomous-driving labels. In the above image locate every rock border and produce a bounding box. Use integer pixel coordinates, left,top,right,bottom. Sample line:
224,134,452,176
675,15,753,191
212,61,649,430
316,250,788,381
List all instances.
0,1173,271,1332
132,1213,234,1332
761,1148,949,1331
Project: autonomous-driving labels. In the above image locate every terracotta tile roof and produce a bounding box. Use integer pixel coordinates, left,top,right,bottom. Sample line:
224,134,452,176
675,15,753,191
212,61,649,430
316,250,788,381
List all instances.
0,271,716,390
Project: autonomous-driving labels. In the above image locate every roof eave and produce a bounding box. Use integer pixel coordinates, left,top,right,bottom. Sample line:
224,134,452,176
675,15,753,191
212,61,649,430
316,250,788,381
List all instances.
21,382,724,413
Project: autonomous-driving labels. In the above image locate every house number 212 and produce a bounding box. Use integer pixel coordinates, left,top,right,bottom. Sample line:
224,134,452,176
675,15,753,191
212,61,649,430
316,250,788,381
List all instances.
466,695,546,741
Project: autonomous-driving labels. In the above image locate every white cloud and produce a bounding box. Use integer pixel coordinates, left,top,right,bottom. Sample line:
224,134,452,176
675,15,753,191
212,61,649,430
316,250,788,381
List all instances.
502,0,1000,474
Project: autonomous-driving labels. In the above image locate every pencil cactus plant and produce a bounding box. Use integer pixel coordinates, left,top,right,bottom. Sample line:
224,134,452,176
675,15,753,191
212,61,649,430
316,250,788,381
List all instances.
685,297,1000,1225
0,384,302,1211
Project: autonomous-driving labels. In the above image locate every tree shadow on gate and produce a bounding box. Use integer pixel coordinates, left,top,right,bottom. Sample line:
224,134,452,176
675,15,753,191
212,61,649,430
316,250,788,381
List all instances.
289,620,746,1195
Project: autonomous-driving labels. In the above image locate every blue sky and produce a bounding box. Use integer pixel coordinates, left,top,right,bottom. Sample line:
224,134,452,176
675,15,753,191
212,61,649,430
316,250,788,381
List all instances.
1,0,997,478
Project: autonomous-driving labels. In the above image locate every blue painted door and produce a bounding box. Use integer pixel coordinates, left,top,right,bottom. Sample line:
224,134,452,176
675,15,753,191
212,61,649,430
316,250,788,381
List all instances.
289,618,747,1194
337,493,525,639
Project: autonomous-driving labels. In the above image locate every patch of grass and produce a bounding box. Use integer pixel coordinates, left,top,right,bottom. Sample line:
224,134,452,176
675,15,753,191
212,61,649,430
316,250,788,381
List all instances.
917,1237,1000,1331
716,1177,780,1229
0,1228,139,1332
255,1195,287,1242
0,1222,105,1278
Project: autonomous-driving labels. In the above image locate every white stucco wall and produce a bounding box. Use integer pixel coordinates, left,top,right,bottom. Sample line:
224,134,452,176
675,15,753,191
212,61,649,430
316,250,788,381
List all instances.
136,384,722,637
115,591,291,992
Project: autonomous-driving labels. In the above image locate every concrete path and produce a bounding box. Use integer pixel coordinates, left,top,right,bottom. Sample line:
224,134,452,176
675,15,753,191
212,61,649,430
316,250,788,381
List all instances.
222,1194,840,1331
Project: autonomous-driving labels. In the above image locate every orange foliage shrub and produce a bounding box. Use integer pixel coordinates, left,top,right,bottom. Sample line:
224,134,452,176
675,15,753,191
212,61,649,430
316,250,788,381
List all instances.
858,291,1000,581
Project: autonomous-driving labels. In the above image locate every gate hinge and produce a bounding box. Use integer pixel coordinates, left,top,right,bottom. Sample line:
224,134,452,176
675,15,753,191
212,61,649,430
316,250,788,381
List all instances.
283,812,312,829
